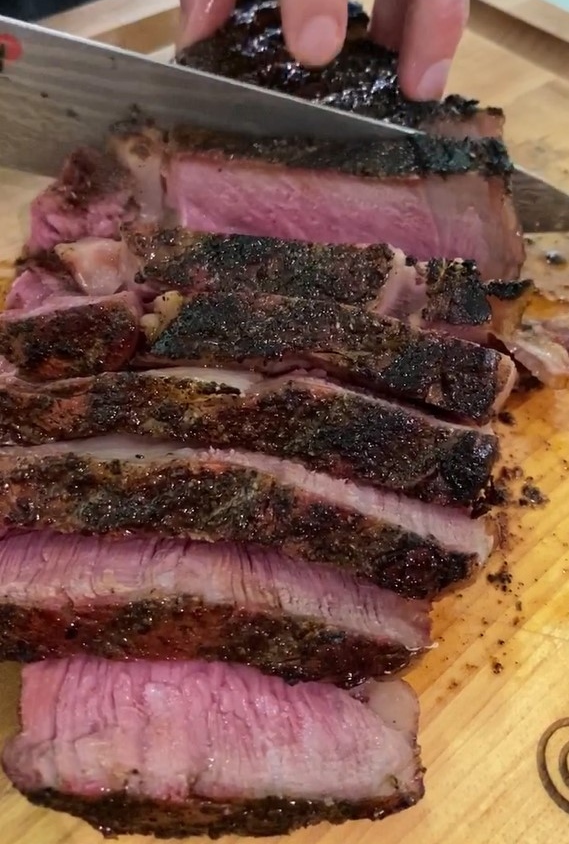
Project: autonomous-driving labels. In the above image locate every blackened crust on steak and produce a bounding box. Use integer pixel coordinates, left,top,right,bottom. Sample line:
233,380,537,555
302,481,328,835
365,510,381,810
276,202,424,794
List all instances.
0,453,476,599
0,295,140,381
423,260,535,327
0,598,422,683
0,372,499,504
177,0,503,138
169,127,513,181
146,292,512,423
126,226,394,305
49,148,129,212
20,786,424,839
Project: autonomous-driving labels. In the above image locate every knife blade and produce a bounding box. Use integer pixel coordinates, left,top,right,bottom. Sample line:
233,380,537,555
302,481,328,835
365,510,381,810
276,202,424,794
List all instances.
1,16,568,233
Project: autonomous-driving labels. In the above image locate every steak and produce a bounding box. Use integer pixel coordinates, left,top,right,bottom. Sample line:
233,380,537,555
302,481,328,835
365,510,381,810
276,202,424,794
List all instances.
163,126,524,281
0,435,492,599
123,225,534,338
177,0,504,140
3,658,424,838
0,367,499,505
26,148,137,255
0,287,142,380
0,531,431,680
142,291,517,424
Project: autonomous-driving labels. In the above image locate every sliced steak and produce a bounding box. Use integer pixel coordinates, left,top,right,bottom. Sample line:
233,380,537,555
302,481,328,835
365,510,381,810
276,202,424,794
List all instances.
123,225,534,340
26,148,137,255
162,126,524,280
0,531,431,680
142,291,516,424
0,435,492,599
177,0,504,140
3,659,424,838
0,368,499,505
0,290,142,381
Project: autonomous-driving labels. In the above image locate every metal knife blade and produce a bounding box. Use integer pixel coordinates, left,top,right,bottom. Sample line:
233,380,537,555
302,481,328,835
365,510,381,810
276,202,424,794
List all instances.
1,16,568,233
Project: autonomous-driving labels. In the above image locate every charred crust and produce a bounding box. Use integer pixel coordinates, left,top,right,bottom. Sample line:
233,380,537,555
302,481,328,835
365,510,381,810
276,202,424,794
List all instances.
169,126,512,180
0,299,140,380
0,598,424,683
48,148,131,211
0,454,476,598
422,259,492,326
147,292,505,422
22,785,425,839
484,278,534,301
127,227,394,305
177,0,502,134
0,375,498,504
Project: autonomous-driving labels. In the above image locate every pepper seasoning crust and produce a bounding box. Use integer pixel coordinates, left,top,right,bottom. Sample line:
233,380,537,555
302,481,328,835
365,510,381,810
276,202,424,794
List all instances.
147,292,507,423
0,373,499,505
21,785,425,840
0,453,477,599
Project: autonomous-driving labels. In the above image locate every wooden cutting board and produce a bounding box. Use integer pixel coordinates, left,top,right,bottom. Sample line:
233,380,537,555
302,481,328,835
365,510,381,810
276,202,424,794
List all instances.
1,3,569,843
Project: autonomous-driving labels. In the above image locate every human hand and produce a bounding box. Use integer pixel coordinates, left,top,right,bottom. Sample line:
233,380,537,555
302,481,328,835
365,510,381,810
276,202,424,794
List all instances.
178,1,469,101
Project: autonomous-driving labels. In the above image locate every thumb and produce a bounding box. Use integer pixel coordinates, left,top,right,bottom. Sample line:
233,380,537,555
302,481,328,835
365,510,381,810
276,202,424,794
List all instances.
177,0,236,51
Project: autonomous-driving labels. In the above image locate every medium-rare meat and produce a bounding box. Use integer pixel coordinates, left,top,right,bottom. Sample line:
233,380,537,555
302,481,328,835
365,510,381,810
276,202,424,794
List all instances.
0,435,492,599
142,291,517,424
177,0,504,140
0,367,499,505
162,126,524,281
123,225,534,339
26,148,137,255
3,659,424,838
0,289,142,380
0,531,431,680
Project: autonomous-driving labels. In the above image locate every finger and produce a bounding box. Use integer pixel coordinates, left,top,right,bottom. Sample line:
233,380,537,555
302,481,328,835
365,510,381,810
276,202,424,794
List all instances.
177,0,236,51
280,0,348,67
369,0,411,52
399,0,469,100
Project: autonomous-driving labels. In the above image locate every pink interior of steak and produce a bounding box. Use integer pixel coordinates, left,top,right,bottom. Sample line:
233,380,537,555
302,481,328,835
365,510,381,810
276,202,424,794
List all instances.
163,155,519,281
1,435,493,561
4,658,420,802
0,532,431,651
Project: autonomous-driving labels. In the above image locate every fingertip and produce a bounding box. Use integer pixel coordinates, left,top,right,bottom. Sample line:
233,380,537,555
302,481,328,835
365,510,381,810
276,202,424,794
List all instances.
280,0,348,67
176,0,236,51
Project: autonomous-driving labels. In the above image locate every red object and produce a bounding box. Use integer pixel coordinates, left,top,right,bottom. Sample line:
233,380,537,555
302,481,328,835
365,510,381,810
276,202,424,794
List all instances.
0,34,23,62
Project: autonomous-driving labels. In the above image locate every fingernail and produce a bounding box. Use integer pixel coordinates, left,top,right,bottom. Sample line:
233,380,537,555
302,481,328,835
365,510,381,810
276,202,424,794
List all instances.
295,15,342,66
415,59,452,101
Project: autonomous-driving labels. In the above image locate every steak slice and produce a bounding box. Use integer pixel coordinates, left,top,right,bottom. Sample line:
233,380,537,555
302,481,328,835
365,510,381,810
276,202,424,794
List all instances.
26,148,137,255
0,531,431,680
0,435,492,599
3,659,424,838
0,367,499,505
123,225,534,341
142,291,517,424
162,126,524,280
0,289,142,381
177,0,504,140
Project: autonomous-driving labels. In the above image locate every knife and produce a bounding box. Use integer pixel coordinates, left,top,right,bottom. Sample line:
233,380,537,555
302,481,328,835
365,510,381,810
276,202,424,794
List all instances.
1,16,568,233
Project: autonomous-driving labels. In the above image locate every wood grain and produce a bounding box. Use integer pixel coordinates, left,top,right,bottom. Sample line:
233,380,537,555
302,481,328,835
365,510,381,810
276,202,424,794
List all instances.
1,3,569,843
480,0,569,44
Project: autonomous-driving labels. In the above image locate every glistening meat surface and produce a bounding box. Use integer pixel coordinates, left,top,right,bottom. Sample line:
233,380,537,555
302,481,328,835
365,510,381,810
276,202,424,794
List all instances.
0,367,499,505
177,0,504,140
0,436,492,599
0,531,431,680
3,659,424,838
142,291,517,424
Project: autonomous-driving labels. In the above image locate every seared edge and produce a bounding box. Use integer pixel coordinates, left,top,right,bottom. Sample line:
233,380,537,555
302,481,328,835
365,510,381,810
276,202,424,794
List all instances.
0,454,477,598
0,296,140,381
0,597,425,683
0,372,499,505
145,292,513,423
15,787,424,839
168,126,513,180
